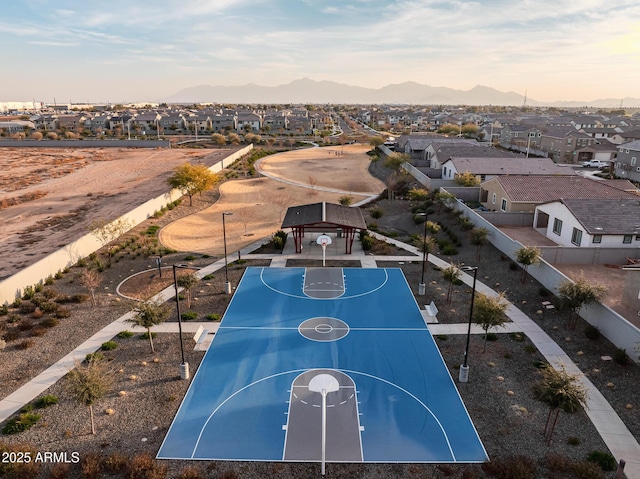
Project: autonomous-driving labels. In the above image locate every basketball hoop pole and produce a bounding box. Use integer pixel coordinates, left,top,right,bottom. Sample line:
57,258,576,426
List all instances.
322,243,327,266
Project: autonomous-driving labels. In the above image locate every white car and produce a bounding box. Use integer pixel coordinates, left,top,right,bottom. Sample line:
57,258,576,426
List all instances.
581,160,610,168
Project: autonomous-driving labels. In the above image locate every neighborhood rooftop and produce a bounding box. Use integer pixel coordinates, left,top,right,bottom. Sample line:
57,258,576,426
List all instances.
557,198,640,235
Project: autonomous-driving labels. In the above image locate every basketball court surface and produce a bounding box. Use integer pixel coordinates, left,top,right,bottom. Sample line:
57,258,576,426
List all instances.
157,267,487,463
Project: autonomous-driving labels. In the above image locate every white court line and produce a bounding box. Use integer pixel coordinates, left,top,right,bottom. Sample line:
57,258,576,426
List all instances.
259,267,388,301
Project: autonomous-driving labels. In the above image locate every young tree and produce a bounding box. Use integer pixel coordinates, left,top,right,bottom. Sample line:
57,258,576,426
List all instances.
66,359,113,434
89,218,132,263
557,275,607,330
515,246,541,283
177,273,199,309
384,152,409,171
211,133,226,146
442,264,461,304
454,171,480,186
434,191,456,214
307,176,318,197
369,136,384,150
470,227,489,261
167,163,218,206
80,269,102,307
127,299,170,352
533,364,587,445
473,292,509,351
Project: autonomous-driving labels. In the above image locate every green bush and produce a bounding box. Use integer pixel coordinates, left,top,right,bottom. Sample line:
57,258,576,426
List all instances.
613,348,629,365
206,313,221,321
85,352,104,362
34,395,59,409
370,207,383,219
441,244,459,256
145,225,161,236
101,341,118,351
486,332,498,341
413,214,426,224
140,332,157,340
184,255,196,261
55,307,71,319
570,461,604,479
361,236,374,251
22,286,36,300
587,451,618,471
567,436,581,446
181,311,198,321
584,325,600,340
40,317,59,328
117,330,134,339
0,304,7,316
44,275,54,285
2,413,41,434
54,270,63,280
202,274,214,280
481,455,536,479
510,333,525,342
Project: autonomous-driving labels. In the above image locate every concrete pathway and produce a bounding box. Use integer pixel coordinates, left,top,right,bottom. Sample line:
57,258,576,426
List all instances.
0,237,638,478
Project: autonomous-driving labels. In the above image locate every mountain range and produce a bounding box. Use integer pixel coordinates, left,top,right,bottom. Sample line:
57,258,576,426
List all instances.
163,78,640,107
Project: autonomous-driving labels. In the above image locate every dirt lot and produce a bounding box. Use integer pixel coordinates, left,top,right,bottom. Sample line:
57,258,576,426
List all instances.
0,147,238,279
159,145,385,255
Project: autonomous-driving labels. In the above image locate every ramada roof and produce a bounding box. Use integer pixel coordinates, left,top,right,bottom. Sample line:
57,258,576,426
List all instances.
281,202,366,230
489,176,639,203
558,198,640,235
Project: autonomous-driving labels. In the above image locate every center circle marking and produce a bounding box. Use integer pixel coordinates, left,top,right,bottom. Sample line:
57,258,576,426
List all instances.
299,317,349,342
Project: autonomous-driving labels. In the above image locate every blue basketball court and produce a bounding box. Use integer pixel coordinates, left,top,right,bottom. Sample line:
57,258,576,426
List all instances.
157,267,487,463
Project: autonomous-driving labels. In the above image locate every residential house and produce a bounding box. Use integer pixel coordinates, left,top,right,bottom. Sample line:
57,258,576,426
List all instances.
614,140,640,183
428,142,514,169
442,156,574,184
612,128,640,145
57,114,86,133
534,198,640,247
499,125,542,151
538,126,594,163
263,112,288,133
132,112,162,133
480,175,637,212
159,112,186,133
210,113,236,133
183,113,212,133
579,127,621,143
237,112,261,133
575,140,619,164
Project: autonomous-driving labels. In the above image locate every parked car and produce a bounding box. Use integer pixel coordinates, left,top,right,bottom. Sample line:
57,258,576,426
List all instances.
581,160,610,168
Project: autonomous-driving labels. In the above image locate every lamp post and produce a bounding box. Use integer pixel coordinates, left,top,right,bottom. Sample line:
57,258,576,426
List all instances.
172,264,190,380
418,212,428,295
459,265,478,383
222,212,233,294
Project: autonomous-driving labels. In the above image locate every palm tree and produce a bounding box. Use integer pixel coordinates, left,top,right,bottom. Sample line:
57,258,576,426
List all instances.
472,292,509,351
127,299,170,352
557,275,607,330
533,364,587,445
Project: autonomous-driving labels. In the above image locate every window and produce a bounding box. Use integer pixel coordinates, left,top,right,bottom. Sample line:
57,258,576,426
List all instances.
571,227,583,246
623,235,632,244
636,235,640,241
632,157,637,166
552,218,563,235
500,198,507,211
492,193,496,204
592,235,602,244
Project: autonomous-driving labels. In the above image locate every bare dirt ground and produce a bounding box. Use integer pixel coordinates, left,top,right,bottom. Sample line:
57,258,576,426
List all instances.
0,147,238,279
159,145,385,255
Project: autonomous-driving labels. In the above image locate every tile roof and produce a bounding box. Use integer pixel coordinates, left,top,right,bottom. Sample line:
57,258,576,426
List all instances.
560,198,640,235
489,176,640,202
619,139,640,151
281,202,366,229
447,157,574,176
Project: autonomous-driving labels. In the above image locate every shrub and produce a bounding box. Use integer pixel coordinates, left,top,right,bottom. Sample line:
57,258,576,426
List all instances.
510,333,525,342
55,307,71,319
570,461,604,479
34,395,59,408
41,301,59,313
586,450,616,471
370,207,383,219
101,341,118,351
2,412,41,434
413,214,426,224
486,332,498,341
441,244,459,256
18,319,34,331
17,339,35,350
85,352,104,363
19,301,37,314
184,255,196,261
12,297,22,307
584,325,600,340
524,344,537,354
0,339,6,351
145,225,161,236
117,330,134,339
54,270,64,280
206,313,221,321
44,275,54,285
128,452,167,479
103,452,129,474
539,287,551,297
42,288,59,299
0,304,7,316
181,311,198,321
481,455,536,479
567,436,581,446
40,317,59,328
80,453,103,479
339,195,353,206
435,335,448,341
22,285,36,300
72,293,90,303
613,348,629,365
361,235,374,251
140,332,157,340
179,466,205,479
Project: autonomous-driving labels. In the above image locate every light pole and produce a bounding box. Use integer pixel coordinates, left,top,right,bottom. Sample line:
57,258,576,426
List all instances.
459,265,478,383
222,212,233,294
418,212,428,295
172,264,190,380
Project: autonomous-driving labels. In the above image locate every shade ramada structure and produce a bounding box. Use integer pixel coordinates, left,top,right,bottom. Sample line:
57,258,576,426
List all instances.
281,202,366,254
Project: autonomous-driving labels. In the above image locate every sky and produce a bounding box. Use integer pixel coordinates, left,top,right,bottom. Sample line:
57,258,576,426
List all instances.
1,0,639,104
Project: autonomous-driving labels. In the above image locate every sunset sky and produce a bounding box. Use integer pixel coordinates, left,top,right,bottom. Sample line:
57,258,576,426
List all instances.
1,0,639,103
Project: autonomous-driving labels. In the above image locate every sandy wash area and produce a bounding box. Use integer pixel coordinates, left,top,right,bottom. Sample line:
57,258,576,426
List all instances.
159,144,385,255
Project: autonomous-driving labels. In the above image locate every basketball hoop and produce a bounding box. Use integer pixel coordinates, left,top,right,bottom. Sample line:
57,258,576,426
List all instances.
316,235,332,266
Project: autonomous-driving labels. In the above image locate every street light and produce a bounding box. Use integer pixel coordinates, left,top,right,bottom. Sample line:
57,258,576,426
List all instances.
173,264,190,380
418,212,428,295
459,265,478,383
222,212,233,294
